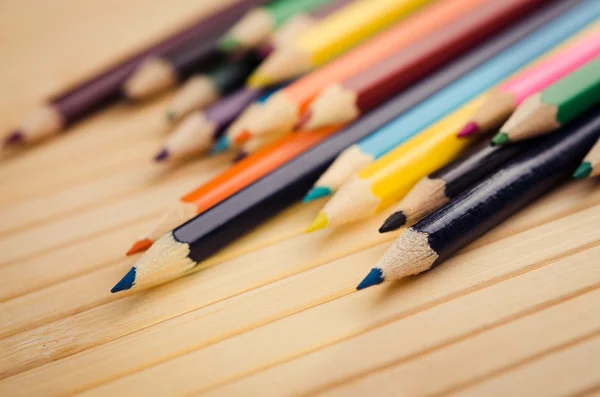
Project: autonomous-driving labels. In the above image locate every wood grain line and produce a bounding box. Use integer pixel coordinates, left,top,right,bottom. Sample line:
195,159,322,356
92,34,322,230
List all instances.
447,333,600,397
1,206,596,395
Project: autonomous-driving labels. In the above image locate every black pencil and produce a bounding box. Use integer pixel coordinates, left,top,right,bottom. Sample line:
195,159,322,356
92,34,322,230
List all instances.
110,0,575,293
379,138,525,232
358,108,600,291
122,0,266,100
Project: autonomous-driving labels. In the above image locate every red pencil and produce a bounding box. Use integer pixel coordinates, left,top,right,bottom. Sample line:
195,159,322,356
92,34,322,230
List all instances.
298,0,547,131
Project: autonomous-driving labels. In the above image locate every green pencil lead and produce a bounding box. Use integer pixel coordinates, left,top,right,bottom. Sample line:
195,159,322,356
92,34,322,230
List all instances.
572,161,592,179
491,132,509,146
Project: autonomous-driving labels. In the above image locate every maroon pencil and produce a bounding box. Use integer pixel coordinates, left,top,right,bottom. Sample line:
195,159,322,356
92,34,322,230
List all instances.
298,0,547,131
5,0,266,147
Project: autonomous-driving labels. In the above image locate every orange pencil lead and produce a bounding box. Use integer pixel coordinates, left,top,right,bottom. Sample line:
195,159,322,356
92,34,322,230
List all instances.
126,238,153,256
234,130,252,145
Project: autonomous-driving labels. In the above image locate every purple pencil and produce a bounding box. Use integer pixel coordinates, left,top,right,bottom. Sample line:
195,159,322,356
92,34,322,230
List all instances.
5,0,266,147
155,87,265,163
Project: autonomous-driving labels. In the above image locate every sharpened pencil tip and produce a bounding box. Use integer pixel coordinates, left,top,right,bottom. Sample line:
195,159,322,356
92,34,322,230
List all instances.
247,73,273,89
302,186,332,203
211,135,230,154
305,212,329,233
457,122,479,138
4,130,24,147
294,110,311,131
491,132,509,146
218,36,241,52
126,238,153,256
233,130,251,145
356,268,384,290
573,162,592,180
379,212,407,233
111,267,136,293
154,148,169,162
233,151,248,163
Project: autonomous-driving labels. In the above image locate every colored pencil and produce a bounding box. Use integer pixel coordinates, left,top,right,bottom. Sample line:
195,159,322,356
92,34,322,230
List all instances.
218,0,334,52
379,138,527,232
155,87,264,162
164,52,261,124
123,42,223,101
357,109,600,291
265,0,353,54
298,0,547,131
458,24,600,138
246,0,434,89
228,0,503,145
303,0,599,202
127,126,337,255
305,99,481,233
493,56,600,145
123,0,270,101
3,0,265,146
573,138,600,179
121,0,572,266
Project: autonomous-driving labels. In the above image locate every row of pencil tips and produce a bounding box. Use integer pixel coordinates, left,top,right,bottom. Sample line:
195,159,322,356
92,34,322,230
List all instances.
113,0,600,294
4,0,598,296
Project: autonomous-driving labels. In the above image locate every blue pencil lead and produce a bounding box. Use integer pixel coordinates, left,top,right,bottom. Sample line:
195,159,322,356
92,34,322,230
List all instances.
211,136,230,154
302,186,332,203
356,268,384,290
111,267,137,293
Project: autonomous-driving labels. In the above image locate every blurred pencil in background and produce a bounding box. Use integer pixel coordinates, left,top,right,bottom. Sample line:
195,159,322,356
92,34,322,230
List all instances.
163,52,261,124
227,0,518,147
247,0,434,88
155,87,265,162
123,0,270,101
218,0,337,53
4,0,266,147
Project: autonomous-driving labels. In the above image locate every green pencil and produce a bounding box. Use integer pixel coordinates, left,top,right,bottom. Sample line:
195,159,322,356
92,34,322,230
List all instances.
219,0,333,52
493,56,600,145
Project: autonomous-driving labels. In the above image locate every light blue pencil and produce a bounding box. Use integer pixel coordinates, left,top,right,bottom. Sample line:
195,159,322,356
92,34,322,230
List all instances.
303,0,600,202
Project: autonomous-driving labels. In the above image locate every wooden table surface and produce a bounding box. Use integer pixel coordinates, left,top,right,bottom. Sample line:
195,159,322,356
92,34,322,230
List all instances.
1,1,600,396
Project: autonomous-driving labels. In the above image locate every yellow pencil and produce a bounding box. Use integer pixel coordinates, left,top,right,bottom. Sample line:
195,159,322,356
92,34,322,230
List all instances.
247,0,433,88
306,98,482,232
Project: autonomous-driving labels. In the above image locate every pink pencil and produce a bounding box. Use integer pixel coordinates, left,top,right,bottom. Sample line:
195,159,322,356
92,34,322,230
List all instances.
458,27,600,137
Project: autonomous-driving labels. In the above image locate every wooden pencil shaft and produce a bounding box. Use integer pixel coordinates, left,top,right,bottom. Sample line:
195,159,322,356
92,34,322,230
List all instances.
422,109,600,266
431,139,525,198
347,0,547,114
50,0,265,125
168,3,571,265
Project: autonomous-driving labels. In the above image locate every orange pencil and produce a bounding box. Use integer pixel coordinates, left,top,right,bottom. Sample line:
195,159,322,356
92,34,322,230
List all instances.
227,0,495,145
127,125,338,255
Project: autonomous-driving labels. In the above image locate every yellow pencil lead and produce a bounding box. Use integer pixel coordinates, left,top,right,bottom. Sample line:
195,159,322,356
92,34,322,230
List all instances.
247,72,273,89
305,212,329,233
